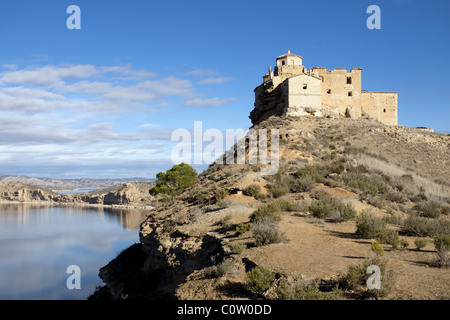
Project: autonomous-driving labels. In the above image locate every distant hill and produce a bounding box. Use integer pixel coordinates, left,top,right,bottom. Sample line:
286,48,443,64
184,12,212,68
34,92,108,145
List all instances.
0,175,154,191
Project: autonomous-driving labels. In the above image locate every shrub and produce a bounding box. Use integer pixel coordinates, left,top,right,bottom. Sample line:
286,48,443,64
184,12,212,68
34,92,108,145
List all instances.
355,210,387,239
412,201,442,219
308,197,337,219
401,216,435,237
414,238,427,250
331,202,357,222
235,222,252,235
269,184,290,198
250,201,283,223
308,197,356,222
292,176,317,192
272,198,303,212
371,241,385,256
399,238,409,249
149,162,198,196
216,258,239,277
230,243,247,254
434,248,450,268
434,236,450,251
246,266,276,295
251,217,288,247
276,279,341,300
219,214,233,230
243,184,265,200
339,257,395,298
214,188,229,203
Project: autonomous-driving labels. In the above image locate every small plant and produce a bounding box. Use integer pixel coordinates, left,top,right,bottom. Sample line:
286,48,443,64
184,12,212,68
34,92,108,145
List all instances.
235,222,252,235
399,238,409,250
216,258,239,277
251,217,288,247
269,184,290,198
434,248,450,268
276,279,341,300
412,201,442,219
214,188,229,203
414,238,427,250
356,210,383,238
249,201,283,223
219,214,233,230
371,241,385,256
243,184,266,200
230,243,247,254
434,235,450,251
293,176,317,193
339,257,395,299
246,266,276,296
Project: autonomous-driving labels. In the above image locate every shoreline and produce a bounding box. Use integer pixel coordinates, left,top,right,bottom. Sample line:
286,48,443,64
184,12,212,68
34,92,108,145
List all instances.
0,200,154,210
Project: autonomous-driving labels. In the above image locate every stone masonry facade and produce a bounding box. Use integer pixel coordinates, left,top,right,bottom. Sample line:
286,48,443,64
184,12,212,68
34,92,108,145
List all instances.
250,51,398,126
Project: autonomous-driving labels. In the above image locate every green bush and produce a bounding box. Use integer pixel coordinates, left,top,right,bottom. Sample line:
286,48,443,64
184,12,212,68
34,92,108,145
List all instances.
250,201,283,223
276,279,341,300
356,210,387,239
401,216,435,237
434,236,450,251
243,184,266,200
246,266,276,295
235,222,252,235
251,217,288,247
414,238,427,250
149,162,198,196
338,257,395,299
230,243,247,254
308,197,356,222
269,184,290,198
371,241,385,256
292,176,317,192
214,188,229,203
412,201,442,219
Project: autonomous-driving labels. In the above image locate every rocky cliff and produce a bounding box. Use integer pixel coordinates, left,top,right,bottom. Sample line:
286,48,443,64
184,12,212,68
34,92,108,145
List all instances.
89,115,450,300
0,181,155,207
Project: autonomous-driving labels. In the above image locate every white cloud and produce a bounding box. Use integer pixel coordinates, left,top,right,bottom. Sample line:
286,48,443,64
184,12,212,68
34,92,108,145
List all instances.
0,62,236,178
185,97,236,107
198,77,235,85
185,68,218,77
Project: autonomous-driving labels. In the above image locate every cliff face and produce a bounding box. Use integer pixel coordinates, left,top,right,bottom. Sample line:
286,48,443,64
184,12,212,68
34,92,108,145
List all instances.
0,182,155,207
89,115,450,301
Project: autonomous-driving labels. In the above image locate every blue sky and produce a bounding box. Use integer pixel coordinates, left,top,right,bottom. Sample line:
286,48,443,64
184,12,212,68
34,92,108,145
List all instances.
0,0,448,179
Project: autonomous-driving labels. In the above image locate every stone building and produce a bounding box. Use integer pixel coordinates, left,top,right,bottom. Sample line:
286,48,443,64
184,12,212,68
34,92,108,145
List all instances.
250,51,398,126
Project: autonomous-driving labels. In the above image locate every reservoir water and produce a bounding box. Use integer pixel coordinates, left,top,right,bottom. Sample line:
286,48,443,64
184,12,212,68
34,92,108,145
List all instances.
0,203,147,300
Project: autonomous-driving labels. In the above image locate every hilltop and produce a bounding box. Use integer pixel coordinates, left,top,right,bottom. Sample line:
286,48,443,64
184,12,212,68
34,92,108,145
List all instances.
89,115,450,300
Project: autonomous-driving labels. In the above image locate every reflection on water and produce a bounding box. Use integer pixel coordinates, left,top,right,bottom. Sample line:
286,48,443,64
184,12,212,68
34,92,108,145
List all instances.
0,203,148,300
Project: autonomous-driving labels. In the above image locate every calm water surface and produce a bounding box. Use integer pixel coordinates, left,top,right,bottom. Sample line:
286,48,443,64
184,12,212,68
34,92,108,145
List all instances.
0,203,147,300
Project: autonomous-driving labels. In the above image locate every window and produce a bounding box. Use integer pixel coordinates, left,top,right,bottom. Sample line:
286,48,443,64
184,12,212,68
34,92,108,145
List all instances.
383,109,386,113
303,84,307,90
327,89,331,94
347,77,352,84
282,60,285,66
348,91,352,97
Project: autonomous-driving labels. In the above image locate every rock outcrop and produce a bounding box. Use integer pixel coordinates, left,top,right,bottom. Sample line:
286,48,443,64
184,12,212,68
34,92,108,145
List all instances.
0,182,155,207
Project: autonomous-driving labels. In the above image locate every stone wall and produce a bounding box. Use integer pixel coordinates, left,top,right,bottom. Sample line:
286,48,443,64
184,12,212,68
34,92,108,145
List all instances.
361,92,398,125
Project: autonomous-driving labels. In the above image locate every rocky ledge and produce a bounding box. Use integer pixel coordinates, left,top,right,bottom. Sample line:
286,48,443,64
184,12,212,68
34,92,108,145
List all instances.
0,181,155,207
